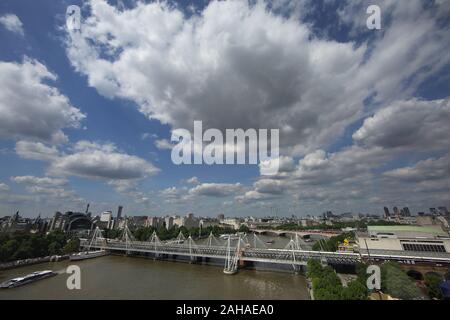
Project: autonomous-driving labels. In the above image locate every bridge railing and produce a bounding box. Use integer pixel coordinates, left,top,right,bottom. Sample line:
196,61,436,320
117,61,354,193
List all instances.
81,239,361,264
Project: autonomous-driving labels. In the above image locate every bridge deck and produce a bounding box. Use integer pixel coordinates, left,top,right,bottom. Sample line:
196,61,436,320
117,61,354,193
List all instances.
81,239,450,266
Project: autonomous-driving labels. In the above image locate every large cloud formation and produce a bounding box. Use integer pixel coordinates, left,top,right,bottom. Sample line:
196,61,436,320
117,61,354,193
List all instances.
48,141,159,180
60,0,450,212
0,59,85,144
65,0,449,156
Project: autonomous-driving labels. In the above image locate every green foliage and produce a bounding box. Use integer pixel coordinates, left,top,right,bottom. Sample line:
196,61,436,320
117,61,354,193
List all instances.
424,273,443,300
342,280,368,300
381,262,421,300
0,231,74,262
312,232,355,252
238,224,250,233
307,259,368,300
63,238,80,254
103,229,121,239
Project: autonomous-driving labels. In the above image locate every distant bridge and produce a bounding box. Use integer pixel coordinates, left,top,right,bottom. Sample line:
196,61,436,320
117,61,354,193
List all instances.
251,229,340,238
81,226,450,274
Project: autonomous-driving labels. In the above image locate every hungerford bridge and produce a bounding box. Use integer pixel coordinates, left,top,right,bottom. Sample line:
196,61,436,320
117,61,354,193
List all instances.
81,226,450,274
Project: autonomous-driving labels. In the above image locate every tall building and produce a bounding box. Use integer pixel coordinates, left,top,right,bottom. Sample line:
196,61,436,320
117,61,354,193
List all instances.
146,216,162,228
99,211,114,229
383,207,390,218
183,213,199,229
165,216,174,230
402,207,411,217
117,206,123,220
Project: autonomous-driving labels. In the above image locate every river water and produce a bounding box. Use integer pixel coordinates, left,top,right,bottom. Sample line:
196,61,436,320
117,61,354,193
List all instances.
0,234,315,300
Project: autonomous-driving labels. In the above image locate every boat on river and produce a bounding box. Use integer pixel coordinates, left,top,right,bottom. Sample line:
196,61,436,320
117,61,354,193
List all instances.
70,250,107,261
0,270,57,289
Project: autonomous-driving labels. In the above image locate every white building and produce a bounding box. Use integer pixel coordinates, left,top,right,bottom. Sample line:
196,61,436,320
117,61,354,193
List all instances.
165,216,174,230
100,211,114,229
357,225,450,253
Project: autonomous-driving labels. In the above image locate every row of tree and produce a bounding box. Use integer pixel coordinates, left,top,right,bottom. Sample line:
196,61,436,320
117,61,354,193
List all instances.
0,231,79,262
307,260,367,300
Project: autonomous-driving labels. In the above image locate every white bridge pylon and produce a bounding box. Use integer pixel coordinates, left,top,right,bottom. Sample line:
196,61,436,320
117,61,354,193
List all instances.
223,234,246,274
120,220,136,254
206,231,221,247
88,226,104,251
282,233,303,271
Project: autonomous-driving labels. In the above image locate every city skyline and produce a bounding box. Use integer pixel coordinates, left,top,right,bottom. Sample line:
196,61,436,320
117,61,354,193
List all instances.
0,0,449,218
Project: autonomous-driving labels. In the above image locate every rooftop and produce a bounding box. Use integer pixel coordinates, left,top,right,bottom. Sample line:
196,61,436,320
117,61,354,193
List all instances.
367,225,448,236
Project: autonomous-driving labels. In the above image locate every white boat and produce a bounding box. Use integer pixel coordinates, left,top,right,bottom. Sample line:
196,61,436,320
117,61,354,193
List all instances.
0,270,57,289
219,234,240,240
70,250,107,261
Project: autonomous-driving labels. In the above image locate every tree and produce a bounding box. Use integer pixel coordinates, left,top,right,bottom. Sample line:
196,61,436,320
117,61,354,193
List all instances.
0,239,19,262
48,241,62,255
381,262,421,300
424,273,443,300
342,280,368,300
238,225,250,233
63,238,80,254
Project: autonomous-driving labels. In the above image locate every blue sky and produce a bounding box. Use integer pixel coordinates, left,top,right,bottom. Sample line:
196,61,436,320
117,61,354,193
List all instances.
0,0,449,218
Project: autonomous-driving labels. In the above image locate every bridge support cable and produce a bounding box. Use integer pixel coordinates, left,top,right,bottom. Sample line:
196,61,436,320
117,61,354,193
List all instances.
187,236,198,261
149,231,161,258
120,221,135,254
88,226,103,251
294,233,302,250
252,234,268,249
206,232,221,247
224,235,241,274
283,239,299,271
176,231,186,244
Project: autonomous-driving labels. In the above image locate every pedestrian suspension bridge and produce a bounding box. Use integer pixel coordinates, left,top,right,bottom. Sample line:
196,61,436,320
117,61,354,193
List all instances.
81,224,450,274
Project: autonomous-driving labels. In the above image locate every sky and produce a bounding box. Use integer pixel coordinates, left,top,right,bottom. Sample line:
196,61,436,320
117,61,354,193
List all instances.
0,0,449,218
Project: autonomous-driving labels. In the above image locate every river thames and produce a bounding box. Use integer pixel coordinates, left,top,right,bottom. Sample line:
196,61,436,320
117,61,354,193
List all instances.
0,234,315,299
0,255,310,299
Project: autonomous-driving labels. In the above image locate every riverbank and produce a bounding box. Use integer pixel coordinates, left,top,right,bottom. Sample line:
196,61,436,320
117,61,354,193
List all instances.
0,255,69,271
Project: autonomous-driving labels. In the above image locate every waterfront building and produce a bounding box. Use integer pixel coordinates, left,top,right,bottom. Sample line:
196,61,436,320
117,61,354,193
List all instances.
98,211,114,229
221,218,241,230
145,216,163,228
49,211,94,235
199,218,220,228
183,213,199,229
357,225,450,254
129,216,147,228
0,212,33,233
